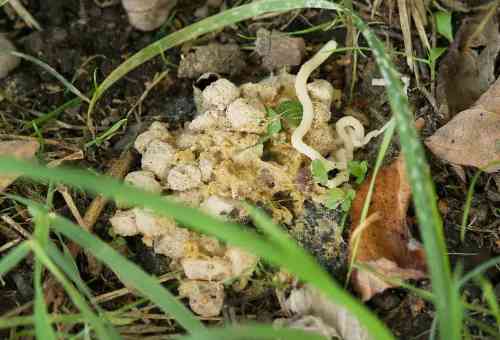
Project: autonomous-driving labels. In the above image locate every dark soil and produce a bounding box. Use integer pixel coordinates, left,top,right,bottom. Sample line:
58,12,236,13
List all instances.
0,1,499,339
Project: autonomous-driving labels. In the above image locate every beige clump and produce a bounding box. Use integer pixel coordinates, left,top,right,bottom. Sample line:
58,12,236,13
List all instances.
0,35,20,79
133,208,176,238
201,195,236,218
178,280,224,317
188,109,223,132
226,98,266,133
154,227,192,259
121,0,177,31
110,210,138,236
141,140,176,180
307,79,335,107
182,257,232,281
225,246,258,277
167,164,202,191
134,122,171,154
124,170,162,193
201,78,240,111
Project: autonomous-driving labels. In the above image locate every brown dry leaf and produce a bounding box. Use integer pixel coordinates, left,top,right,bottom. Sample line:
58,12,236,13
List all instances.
426,76,500,172
436,8,500,119
349,157,427,301
0,140,39,192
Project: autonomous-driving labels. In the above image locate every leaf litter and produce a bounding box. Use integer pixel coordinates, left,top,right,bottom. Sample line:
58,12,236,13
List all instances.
349,157,427,301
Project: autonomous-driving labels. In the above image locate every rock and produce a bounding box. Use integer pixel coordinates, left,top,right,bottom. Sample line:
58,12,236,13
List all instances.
255,28,306,70
178,43,246,79
167,164,202,191
178,280,224,317
0,35,20,79
122,0,178,31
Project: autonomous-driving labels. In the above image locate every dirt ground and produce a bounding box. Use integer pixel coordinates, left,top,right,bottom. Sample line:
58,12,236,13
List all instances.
0,0,499,339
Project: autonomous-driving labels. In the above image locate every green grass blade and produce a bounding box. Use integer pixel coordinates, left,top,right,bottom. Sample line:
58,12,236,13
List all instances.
352,15,460,340
50,217,205,334
346,117,395,285
8,51,90,103
32,207,57,340
0,0,10,7
29,240,120,340
26,97,81,130
0,241,30,275
458,256,500,288
34,260,57,340
477,276,500,329
87,0,340,117
181,324,327,340
0,158,395,340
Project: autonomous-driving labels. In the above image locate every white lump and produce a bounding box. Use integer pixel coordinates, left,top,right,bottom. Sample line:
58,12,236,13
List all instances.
134,122,171,154
109,210,138,236
141,140,176,180
201,78,240,110
226,98,266,133
124,170,162,193
167,164,202,191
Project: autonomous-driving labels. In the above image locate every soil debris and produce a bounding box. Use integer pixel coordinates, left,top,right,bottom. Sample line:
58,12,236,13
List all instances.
349,157,426,301
0,34,20,79
275,285,371,340
178,43,247,79
255,28,306,70
436,8,500,120
426,76,500,172
0,140,39,192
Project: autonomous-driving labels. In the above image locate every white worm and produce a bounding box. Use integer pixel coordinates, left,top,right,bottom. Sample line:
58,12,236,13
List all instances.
292,40,389,188
292,40,338,165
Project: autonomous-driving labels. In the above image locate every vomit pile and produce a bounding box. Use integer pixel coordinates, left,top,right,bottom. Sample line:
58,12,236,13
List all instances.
110,71,344,316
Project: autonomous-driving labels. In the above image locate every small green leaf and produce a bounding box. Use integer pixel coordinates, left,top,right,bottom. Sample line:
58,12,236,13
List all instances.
325,188,345,209
276,100,303,128
266,108,282,135
435,11,453,42
429,47,447,81
311,159,328,185
341,189,356,212
348,160,368,184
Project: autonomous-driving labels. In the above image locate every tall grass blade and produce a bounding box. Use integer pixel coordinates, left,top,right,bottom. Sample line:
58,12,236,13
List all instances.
32,208,57,340
8,51,90,103
34,260,57,340
352,15,461,340
458,256,500,288
48,213,205,334
0,241,30,275
181,325,328,340
0,158,395,340
29,240,120,340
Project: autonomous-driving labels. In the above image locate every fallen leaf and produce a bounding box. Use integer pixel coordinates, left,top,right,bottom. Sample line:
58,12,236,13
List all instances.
436,9,500,119
349,157,426,301
426,76,500,172
277,285,372,340
0,140,39,192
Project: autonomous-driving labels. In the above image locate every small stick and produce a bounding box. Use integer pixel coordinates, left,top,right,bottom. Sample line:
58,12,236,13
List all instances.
68,150,134,257
1,215,31,239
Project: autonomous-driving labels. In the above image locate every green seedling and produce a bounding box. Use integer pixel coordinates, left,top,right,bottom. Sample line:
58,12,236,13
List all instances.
435,11,453,42
348,160,368,184
84,118,127,149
